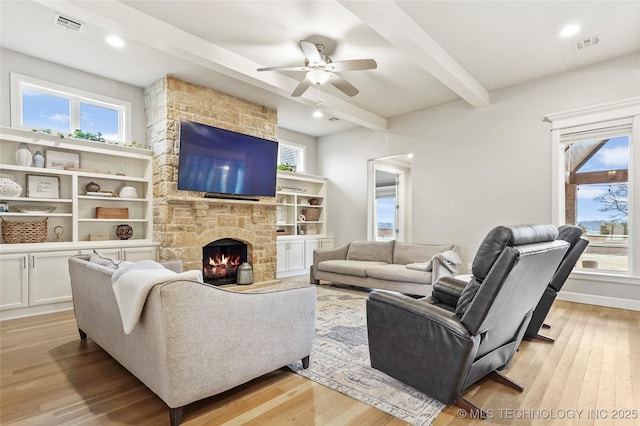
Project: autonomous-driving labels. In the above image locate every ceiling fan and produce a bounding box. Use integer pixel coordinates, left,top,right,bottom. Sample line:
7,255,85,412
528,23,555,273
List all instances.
257,40,377,97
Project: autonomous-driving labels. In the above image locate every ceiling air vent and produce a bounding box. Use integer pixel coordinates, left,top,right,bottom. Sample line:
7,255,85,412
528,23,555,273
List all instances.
53,13,84,32
576,35,600,50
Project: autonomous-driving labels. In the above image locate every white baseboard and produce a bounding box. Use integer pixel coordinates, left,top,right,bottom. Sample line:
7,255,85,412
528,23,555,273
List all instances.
557,291,640,311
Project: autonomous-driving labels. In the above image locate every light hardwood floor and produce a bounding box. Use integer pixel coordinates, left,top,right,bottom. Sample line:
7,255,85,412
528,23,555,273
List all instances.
1,287,638,425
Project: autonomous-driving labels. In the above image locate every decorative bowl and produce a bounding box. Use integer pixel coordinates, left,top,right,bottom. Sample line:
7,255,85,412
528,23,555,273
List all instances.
13,205,56,214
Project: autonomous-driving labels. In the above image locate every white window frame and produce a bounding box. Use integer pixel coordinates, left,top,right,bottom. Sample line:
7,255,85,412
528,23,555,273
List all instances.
278,140,306,173
10,72,132,143
546,96,640,281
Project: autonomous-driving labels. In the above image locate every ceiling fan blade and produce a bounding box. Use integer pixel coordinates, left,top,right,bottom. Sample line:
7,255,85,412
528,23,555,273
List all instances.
257,65,309,72
327,59,378,72
330,74,359,97
300,40,322,64
291,79,312,97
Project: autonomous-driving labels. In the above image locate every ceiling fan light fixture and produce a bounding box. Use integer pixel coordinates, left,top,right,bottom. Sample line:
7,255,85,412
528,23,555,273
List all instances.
313,100,324,118
306,69,331,85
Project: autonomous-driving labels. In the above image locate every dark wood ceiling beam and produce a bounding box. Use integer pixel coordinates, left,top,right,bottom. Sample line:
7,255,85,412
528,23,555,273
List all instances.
570,169,628,185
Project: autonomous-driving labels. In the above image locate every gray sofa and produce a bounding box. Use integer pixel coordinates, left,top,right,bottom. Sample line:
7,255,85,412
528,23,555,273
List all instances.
310,240,459,296
68,255,316,426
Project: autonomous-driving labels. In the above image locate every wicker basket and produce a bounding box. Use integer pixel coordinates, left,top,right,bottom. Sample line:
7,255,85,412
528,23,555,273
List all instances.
302,207,320,221
1,217,47,243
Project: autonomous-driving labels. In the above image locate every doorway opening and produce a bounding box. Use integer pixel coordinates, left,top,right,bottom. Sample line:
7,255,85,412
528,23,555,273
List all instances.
367,154,412,242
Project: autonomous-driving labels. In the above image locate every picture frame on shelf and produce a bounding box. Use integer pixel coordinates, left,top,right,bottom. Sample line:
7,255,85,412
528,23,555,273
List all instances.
46,149,80,170
26,174,60,198
276,206,287,224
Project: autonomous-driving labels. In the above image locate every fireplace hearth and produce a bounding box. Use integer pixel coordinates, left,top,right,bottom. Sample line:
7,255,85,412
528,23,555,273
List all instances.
202,238,248,285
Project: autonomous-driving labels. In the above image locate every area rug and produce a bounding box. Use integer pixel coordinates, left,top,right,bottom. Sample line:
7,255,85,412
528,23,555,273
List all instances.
288,285,444,425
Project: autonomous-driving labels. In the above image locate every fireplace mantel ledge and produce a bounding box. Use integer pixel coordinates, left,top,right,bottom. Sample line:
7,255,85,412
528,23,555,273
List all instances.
157,196,278,206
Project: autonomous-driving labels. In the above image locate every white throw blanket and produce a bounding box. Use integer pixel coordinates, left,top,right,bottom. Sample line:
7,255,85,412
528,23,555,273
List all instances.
112,261,203,334
406,249,461,273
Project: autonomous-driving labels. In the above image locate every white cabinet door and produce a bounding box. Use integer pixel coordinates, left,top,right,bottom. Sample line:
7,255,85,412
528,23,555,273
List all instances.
276,241,288,273
122,246,157,262
0,253,28,311
288,240,305,271
304,238,335,268
29,250,78,306
276,240,305,276
304,240,321,269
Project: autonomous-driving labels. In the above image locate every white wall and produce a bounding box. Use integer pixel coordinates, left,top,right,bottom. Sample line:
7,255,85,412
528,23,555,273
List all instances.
277,127,318,175
319,53,640,306
0,48,146,143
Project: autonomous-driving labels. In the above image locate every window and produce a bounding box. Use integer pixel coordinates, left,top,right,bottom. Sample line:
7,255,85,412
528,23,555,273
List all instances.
10,73,131,143
278,141,305,173
547,97,639,278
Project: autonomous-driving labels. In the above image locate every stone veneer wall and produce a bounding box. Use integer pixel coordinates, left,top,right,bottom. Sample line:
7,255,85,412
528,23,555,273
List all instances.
145,76,278,282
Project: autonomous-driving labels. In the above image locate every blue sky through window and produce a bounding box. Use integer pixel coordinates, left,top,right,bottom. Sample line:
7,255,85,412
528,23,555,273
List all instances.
377,197,396,225
576,136,629,222
80,103,119,140
22,88,121,141
22,89,70,133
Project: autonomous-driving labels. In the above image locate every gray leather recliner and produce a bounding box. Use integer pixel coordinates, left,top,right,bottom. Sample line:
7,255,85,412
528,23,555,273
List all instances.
366,224,569,416
524,225,589,342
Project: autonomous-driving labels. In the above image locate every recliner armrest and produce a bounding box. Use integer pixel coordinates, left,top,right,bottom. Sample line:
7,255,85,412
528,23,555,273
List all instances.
369,290,469,337
432,276,469,308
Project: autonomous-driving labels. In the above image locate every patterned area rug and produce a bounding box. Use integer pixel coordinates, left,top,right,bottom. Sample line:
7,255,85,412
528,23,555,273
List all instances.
288,285,444,426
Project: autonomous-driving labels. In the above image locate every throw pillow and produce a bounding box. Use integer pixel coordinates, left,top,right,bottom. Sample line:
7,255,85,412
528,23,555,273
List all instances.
89,250,122,269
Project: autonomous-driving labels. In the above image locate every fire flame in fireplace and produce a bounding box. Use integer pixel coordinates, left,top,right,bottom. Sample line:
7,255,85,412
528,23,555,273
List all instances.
208,254,240,267
204,253,241,281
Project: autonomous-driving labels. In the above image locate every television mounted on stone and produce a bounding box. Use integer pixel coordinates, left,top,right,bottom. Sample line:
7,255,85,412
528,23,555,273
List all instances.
177,119,278,199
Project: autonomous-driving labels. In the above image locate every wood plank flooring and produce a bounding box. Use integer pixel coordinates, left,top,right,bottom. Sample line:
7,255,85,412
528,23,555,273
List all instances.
1,288,638,425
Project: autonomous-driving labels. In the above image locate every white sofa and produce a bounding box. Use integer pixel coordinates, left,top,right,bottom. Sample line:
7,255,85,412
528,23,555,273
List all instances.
68,255,316,425
310,240,459,296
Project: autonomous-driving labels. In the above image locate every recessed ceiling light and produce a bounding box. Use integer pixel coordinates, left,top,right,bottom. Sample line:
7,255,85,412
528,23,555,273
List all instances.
560,25,580,38
106,35,124,48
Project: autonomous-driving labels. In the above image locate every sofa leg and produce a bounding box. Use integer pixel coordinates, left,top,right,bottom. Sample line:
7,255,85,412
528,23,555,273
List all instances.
78,328,87,340
169,407,183,426
302,356,310,369
487,371,524,392
310,268,319,285
453,397,486,419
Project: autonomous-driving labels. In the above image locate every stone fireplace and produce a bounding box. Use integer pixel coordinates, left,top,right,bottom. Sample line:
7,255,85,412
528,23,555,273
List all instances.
146,76,278,283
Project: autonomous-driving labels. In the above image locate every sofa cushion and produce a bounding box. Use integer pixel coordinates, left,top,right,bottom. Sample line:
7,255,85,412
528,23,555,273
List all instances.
365,264,433,284
393,242,455,265
346,240,394,263
317,260,387,277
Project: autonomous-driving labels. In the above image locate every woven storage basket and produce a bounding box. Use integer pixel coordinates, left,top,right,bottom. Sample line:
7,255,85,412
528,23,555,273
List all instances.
1,217,47,243
302,207,320,221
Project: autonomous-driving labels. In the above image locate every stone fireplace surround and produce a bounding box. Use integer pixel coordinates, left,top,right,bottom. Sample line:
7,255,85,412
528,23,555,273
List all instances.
146,76,279,283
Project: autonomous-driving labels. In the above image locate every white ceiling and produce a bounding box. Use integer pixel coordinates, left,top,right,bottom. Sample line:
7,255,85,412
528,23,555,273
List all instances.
1,1,639,137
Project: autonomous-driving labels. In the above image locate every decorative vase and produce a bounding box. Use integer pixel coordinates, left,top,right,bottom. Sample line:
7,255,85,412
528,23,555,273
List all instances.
0,174,22,197
85,181,101,192
33,151,45,168
15,143,32,167
118,183,138,198
116,224,133,240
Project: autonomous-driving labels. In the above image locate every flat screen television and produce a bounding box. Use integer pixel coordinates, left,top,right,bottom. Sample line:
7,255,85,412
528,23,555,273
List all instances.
177,120,279,198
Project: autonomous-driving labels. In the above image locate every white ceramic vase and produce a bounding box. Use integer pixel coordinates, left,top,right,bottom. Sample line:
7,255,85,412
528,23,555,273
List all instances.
0,174,23,197
15,143,33,167
118,183,138,198
33,151,45,168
